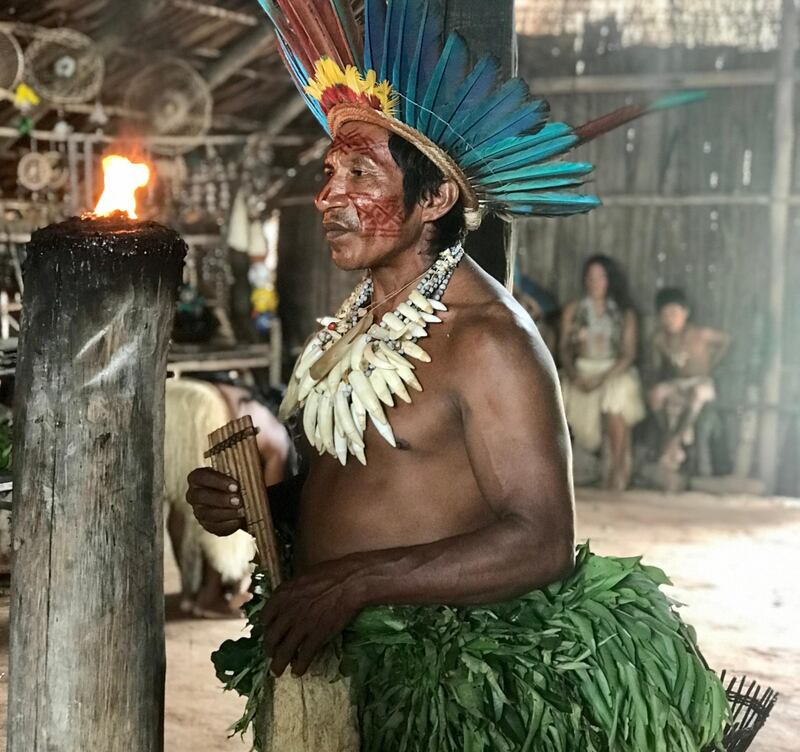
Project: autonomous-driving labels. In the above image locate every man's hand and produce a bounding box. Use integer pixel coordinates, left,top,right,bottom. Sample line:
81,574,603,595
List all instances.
186,467,246,537
262,557,365,677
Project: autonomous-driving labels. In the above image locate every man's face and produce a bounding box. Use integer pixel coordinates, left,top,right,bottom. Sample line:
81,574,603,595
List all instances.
314,121,425,271
659,302,689,334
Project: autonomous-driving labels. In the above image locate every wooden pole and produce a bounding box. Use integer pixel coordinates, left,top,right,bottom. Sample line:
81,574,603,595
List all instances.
759,0,797,493
435,0,515,283
8,216,185,751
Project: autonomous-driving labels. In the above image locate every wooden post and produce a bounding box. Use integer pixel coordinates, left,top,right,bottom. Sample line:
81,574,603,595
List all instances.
436,0,515,283
760,0,797,493
8,216,185,751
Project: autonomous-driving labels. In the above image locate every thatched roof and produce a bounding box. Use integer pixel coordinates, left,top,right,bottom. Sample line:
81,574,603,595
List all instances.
515,0,783,51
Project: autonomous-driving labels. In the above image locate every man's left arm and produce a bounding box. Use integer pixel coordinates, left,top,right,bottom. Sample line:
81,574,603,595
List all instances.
263,318,576,676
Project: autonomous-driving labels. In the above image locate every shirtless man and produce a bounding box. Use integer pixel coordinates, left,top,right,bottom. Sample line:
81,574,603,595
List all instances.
185,120,575,677
649,287,731,471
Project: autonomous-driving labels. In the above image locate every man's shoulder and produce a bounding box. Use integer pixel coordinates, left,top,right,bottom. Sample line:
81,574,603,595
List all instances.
446,266,555,382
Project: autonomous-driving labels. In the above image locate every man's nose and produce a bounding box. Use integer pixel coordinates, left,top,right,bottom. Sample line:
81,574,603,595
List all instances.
315,177,348,213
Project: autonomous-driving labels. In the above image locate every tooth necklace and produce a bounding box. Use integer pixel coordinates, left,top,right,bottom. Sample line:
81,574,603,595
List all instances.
279,243,465,465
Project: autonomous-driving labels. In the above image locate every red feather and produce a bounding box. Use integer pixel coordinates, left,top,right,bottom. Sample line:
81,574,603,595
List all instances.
275,0,354,69
573,104,644,145
270,2,316,73
574,92,704,144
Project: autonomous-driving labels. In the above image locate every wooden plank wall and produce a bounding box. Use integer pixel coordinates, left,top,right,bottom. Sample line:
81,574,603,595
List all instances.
514,36,799,490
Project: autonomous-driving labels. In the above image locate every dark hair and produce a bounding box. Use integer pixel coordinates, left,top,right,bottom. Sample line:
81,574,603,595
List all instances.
655,287,688,312
387,133,466,253
582,254,634,312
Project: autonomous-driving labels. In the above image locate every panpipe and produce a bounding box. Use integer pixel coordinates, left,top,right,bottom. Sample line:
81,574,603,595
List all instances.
205,416,282,587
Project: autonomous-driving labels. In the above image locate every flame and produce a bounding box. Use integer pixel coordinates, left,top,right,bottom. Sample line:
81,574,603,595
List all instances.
94,155,150,219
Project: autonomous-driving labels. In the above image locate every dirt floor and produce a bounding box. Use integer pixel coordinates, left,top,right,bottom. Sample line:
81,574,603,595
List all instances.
0,488,798,751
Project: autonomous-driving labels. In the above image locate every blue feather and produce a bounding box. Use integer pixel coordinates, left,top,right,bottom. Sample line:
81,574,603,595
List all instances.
484,177,589,195
389,0,413,89
450,100,548,158
648,90,706,112
364,0,387,73
466,99,550,152
469,99,550,149
469,134,579,177
458,123,573,169
405,0,443,125
479,161,593,187
444,78,529,149
496,193,601,212
380,0,402,81
504,201,601,217
417,33,468,136
428,55,498,144
256,0,279,24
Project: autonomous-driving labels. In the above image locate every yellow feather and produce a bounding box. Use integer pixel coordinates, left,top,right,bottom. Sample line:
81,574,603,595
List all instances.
305,59,398,116
345,65,361,92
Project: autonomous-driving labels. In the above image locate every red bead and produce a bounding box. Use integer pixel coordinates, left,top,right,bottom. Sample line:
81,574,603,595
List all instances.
327,322,337,331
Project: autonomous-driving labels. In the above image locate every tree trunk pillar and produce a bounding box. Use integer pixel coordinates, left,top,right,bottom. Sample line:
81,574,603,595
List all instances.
8,215,185,751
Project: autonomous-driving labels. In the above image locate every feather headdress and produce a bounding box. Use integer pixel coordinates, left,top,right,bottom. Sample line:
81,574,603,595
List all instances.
257,0,702,228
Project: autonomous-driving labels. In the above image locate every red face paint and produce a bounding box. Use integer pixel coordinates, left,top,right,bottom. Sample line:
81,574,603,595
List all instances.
350,193,406,238
315,121,421,271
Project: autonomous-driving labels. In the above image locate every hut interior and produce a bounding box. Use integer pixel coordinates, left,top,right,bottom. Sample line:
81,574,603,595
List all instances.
1,1,797,499
0,2,798,750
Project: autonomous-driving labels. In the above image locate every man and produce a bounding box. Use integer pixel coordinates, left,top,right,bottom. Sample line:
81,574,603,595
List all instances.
184,2,727,750
649,287,731,471
188,118,576,671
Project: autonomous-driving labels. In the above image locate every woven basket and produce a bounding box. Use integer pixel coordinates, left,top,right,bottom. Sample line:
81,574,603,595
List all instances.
704,672,779,752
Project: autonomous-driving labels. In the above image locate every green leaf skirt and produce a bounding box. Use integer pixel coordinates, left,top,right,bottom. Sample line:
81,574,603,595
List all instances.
213,544,728,752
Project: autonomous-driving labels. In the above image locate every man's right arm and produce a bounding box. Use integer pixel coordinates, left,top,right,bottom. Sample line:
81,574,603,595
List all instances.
186,468,305,536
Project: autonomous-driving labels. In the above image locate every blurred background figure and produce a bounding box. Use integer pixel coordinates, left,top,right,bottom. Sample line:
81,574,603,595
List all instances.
648,287,731,475
560,254,645,491
513,272,559,355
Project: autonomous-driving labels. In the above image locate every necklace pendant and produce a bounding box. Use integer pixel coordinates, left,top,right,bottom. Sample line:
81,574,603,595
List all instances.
310,312,374,382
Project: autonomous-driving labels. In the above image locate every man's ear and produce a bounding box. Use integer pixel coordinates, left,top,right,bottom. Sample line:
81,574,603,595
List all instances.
420,179,460,223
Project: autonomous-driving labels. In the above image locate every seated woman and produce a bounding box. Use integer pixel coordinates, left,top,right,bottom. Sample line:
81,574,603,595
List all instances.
559,255,645,491
164,376,291,617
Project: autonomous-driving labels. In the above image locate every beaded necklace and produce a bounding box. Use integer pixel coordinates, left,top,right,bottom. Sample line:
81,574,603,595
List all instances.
279,243,464,465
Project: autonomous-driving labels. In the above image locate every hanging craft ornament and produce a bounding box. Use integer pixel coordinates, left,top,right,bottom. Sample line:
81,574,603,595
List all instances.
280,244,463,465
17,152,53,192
